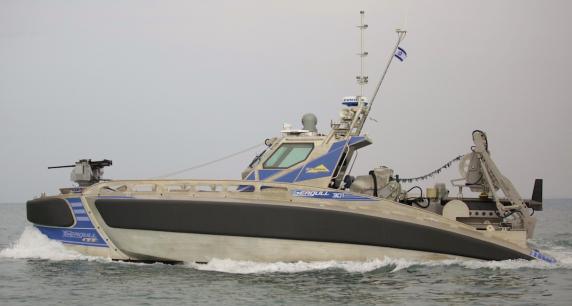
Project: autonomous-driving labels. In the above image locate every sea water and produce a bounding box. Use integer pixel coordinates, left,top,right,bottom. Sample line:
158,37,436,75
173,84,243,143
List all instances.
1,200,571,305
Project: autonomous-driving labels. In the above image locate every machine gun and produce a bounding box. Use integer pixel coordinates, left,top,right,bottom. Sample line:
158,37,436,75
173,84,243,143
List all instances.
48,159,112,187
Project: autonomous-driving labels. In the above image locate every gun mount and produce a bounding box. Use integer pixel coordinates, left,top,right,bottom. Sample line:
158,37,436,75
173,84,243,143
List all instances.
48,159,112,187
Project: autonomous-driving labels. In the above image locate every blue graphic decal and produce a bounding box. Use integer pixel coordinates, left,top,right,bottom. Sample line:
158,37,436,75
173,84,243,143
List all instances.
245,171,256,181
35,197,108,248
258,169,281,180
37,227,107,247
296,140,347,181
237,185,255,192
70,202,83,208
328,140,347,153
273,166,304,183
291,189,376,201
530,249,557,264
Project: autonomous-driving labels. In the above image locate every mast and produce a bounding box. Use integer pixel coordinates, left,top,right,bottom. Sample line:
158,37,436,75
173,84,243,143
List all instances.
356,11,368,97
327,13,407,142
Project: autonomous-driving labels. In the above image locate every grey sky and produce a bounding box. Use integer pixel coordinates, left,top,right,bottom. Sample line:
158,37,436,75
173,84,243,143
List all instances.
1,0,571,202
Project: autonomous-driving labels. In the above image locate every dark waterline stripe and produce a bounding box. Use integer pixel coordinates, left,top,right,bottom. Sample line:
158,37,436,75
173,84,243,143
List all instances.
95,199,532,261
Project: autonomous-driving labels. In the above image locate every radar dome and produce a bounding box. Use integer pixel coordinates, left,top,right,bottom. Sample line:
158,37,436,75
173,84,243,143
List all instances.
302,113,318,132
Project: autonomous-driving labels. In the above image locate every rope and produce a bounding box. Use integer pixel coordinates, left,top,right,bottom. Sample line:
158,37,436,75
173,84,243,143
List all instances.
398,155,463,183
154,142,265,178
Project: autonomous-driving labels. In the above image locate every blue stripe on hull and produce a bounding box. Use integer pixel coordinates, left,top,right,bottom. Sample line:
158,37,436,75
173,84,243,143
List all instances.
36,197,108,248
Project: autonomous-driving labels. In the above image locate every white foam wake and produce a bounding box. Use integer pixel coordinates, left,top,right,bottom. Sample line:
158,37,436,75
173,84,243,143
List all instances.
187,257,417,274
186,247,572,274
185,253,572,275
0,226,104,262
3,227,571,273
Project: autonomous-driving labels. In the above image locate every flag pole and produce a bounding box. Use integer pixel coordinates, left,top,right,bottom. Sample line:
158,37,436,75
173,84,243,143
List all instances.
367,29,407,114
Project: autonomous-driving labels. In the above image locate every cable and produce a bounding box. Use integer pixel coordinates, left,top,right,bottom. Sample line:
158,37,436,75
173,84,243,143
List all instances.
402,185,430,208
405,185,423,198
399,155,463,183
154,142,265,178
369,170,378,197
414,200,430,209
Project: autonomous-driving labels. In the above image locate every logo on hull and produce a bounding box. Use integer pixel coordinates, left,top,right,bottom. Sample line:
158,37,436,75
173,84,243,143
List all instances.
305,164,330,174
291,189,375,201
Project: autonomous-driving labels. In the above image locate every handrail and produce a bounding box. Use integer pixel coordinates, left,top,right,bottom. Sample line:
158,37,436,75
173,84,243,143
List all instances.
80,178,486,235
82,179,378,203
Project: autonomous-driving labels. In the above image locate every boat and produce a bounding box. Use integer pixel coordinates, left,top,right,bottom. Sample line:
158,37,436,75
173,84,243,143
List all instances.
25,12,556,264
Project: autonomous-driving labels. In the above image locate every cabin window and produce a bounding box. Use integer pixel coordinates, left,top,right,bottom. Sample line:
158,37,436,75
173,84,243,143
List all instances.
263,143,314,169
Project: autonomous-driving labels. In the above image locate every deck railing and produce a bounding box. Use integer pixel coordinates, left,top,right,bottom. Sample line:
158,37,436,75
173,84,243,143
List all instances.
82,179,361,203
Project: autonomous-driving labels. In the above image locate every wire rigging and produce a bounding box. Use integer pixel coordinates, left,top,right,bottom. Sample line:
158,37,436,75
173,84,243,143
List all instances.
154,142,265,178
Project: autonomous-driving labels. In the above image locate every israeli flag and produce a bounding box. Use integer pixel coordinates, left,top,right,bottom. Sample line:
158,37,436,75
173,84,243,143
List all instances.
394,47,407,62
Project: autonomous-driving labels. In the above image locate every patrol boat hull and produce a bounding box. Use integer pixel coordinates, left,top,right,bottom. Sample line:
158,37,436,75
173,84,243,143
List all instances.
91,197,534,262
27,185,540,263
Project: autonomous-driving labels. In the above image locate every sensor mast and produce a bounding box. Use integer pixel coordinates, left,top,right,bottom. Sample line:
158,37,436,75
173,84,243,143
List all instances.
356,11,369,96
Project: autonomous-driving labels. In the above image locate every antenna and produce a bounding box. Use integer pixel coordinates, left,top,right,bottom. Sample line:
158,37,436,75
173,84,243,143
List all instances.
356,11,368,96
367,28,407,113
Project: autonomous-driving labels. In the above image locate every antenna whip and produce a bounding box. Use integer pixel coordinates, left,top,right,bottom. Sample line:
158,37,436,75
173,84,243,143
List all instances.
155,142,265,178
367,29,407,113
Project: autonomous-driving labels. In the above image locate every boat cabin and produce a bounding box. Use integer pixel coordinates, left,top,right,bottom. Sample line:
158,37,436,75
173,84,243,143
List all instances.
241,97,372,189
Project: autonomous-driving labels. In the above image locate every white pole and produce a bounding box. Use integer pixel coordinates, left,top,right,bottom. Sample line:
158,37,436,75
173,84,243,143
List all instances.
357,11,368,97
360,11,364,96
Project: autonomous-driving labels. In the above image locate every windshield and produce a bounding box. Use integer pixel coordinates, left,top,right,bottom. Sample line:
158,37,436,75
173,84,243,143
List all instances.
263,143,314,169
